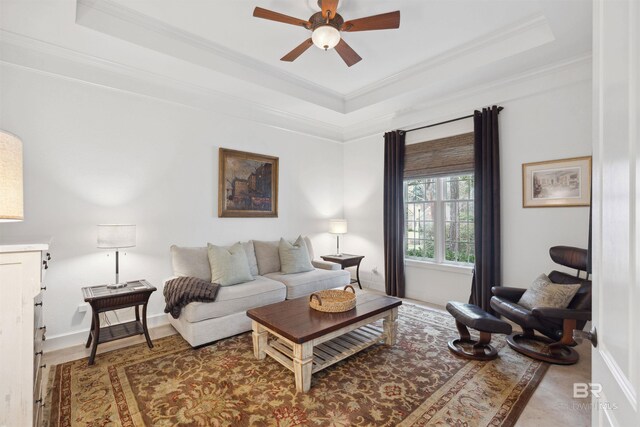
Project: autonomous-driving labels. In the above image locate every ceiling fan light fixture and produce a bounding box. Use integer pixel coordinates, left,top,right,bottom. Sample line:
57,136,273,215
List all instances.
312,25,340,50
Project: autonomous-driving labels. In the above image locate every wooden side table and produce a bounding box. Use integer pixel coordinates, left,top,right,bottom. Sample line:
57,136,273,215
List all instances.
320,254,365,289
82,280,156,365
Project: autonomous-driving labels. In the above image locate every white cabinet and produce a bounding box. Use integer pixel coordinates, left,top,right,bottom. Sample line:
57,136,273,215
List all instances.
0,242,50,427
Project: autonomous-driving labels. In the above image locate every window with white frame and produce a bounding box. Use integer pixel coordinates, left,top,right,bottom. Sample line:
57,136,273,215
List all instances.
405,174,475,265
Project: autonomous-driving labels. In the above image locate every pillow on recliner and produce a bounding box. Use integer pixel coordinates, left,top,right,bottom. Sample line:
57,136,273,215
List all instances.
518,274,581,310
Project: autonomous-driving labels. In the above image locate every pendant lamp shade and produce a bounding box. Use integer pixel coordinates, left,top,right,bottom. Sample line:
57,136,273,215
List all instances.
0,131,24,222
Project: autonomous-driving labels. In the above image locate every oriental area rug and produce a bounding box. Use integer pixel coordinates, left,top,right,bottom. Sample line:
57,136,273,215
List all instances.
45,304,548,426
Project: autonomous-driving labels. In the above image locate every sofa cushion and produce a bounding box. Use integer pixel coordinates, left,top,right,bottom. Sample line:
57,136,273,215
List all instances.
265,268,351,299
279,236,314,274
244,241,259,277
255,237,315,275
208,242,254,286
254,240,281,275
303,236,314,260
170,246,211,281
171,242,258,280
180,276,286,323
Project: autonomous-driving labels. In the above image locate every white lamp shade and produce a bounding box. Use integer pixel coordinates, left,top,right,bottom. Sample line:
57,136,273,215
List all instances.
312,25,341,50
329,219,348,234
0,131,24,221
97,224,136,248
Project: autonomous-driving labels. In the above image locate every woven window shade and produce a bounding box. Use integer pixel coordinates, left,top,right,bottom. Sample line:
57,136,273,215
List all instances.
404,132,474,178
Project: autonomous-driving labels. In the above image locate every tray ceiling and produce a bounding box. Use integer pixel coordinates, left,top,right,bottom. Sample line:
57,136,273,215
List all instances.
0,0,592,141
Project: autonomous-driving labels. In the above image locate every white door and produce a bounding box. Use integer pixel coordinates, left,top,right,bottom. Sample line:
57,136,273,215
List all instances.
592,0,639,425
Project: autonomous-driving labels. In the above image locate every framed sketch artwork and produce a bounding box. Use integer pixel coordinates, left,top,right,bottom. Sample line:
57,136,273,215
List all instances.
218,148,279,217
522,156,591,208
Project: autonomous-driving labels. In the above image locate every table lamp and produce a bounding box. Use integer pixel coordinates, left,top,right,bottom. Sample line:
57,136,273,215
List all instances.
97,224,136,288
0,131,24,222
329,219,347,256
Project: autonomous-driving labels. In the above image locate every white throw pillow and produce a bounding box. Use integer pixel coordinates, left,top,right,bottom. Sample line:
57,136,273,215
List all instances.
518,273,581,310
207,242,254,286
279,236,314,274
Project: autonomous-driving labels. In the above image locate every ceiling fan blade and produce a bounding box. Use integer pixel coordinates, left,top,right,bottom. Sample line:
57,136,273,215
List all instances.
334,39,362,67
253,7,310,28
281,38,314,62
341,11,400,32
321,0,339,19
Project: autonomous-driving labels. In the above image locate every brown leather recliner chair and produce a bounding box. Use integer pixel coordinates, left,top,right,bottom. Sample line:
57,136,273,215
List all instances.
490,246,592,364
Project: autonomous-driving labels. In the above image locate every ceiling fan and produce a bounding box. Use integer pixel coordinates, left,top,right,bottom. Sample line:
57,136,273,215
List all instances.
253,0,400,67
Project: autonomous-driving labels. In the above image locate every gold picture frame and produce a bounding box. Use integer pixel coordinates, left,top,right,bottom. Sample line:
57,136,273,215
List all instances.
522,156,591,208
218,148,279,217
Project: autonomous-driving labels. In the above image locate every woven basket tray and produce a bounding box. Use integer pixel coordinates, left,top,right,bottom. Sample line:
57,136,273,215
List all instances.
309,285,356,313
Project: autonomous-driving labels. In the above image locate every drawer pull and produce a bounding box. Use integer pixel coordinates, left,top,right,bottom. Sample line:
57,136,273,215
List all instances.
35,351,43,356
46,252,51,261
42,260,48,269
40,364,46,369
41,286,47,291
42,334,46,341
39,325,47,332
34,302,43,307
35,398,42,404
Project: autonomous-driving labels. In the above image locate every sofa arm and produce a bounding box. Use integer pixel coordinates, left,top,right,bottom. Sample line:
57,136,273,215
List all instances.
491,286,527,302
531,307,592,321
312,260,341,271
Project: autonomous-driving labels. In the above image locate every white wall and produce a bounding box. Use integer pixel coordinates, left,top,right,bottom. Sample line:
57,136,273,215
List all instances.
343,78,592,306
0,62,592,349
0,65,344,349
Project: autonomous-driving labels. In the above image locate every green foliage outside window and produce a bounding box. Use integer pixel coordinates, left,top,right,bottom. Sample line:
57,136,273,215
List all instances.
405,174,475,265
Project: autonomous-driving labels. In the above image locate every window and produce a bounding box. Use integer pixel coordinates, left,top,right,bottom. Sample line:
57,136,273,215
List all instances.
405,174,475,265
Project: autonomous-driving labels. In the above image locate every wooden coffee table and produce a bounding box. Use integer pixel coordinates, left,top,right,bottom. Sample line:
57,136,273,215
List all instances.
246,293,401,392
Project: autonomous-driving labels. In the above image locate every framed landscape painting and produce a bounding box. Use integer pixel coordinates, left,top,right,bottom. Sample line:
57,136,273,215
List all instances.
522,156,591,208
218,148,278,217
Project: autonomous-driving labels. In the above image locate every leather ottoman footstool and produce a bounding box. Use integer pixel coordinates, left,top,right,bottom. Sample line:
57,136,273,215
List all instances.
445,301,512,360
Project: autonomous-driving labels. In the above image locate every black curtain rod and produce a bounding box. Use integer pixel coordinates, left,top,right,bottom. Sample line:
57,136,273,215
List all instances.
399,106,504,134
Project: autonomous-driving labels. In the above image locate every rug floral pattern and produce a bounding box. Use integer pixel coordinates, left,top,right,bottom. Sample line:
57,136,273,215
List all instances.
46,304,548,426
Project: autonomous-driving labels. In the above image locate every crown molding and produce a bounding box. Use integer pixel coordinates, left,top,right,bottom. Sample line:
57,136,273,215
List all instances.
0,30,344,143
76,0,346,113
343,14,556,112
75,0,556,114
342,53,592,142
0,29,591,144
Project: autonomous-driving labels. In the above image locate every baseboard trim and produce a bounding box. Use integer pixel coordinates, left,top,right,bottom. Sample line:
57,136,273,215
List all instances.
44,313,170,352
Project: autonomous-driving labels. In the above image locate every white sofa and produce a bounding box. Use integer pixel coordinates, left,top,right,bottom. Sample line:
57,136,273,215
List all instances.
166,237,350,346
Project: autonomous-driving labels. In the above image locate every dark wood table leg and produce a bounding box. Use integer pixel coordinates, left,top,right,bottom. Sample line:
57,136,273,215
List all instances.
135,304,140,322
142,302,153,348
85,316,94,348
355,259,363,289
88,310,100,365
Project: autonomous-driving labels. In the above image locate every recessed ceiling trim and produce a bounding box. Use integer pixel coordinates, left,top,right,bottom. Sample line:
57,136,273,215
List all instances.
76,0,346,113
343,14,556,112
0,30,344,142
75,0,558,115
342,54,591,142
0,29,590,144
